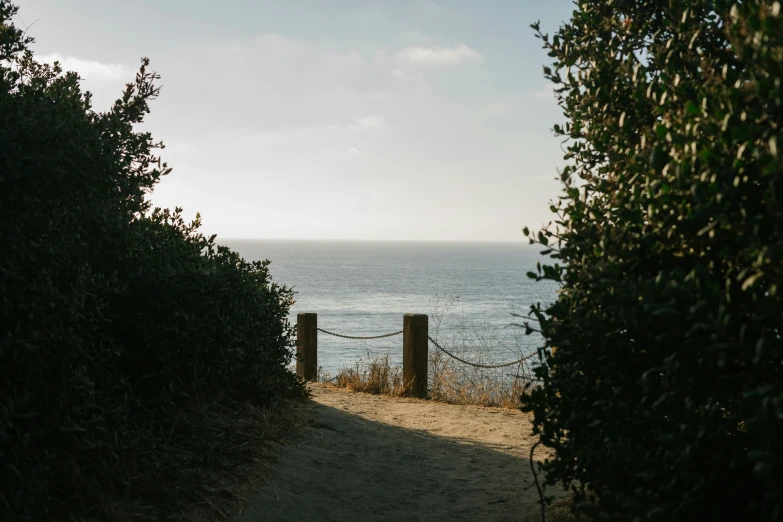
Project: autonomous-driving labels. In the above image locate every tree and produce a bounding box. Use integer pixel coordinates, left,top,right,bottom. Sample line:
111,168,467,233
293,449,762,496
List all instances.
0,3,304,519
522,1,782,520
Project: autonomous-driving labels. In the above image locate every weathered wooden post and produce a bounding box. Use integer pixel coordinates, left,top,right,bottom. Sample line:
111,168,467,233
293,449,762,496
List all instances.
403,313,428,398
296,312,317,381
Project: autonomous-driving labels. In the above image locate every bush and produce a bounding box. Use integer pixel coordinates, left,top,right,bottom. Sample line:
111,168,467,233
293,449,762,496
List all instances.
0,3,304,520
521,1,782,521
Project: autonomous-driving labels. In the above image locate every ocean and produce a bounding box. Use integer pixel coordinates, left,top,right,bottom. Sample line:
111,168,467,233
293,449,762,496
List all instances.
221,239,558,373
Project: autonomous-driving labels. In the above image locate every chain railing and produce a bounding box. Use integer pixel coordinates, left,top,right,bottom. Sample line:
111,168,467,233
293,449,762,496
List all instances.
296,312,540,394
427,334,537,369
313,324,536,369
317,328,403,340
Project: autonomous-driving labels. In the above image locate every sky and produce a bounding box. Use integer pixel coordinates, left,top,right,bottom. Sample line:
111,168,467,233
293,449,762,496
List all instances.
17,0,576,242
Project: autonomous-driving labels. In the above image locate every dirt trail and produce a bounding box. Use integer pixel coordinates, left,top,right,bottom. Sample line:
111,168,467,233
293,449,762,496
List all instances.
233,383,548,522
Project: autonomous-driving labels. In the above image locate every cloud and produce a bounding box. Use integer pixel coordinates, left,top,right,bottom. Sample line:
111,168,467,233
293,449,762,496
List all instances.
373,50,389,63
406,0,445,16
321,50,363,67
255,33,309,54
398,31,437,46
35,53,135,83
325,146,362,156
344,5,394,27
355,115,386,128
325,115,386,131
394,44,482,67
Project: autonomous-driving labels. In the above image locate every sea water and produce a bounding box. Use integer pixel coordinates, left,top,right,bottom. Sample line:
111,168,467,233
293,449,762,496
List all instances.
221,239,558,373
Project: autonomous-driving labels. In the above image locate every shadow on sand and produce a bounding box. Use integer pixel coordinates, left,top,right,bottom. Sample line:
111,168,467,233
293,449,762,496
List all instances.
233,396,541,522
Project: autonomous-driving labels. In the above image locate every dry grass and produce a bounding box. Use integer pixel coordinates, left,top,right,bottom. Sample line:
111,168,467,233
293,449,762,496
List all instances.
326,349,534,409
428,348,531,409
332,352,408,395
546,498,582,522
545,493,597,522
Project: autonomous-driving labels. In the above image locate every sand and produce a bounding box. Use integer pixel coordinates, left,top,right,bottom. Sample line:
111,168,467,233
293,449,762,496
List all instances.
232,383,550,522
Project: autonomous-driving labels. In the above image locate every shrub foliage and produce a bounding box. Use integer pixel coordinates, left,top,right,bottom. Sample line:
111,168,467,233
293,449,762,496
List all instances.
522,1,782,520
0,3,304,519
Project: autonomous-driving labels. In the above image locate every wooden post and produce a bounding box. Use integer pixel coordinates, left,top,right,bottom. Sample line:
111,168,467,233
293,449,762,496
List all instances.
296,313,317,381
403,313,428,398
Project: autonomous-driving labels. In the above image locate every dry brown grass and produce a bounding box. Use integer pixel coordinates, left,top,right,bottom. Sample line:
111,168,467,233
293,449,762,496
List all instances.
545,493,597,522
325,348,535,409
331,352,408,396
546,498,581,522
428,348,531,409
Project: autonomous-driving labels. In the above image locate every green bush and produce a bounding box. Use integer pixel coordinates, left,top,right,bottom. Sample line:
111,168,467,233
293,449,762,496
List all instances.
0,3,304,519
521,1,782,521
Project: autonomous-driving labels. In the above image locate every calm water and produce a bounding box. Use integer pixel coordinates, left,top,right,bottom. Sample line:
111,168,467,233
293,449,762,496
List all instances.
221,239,558,373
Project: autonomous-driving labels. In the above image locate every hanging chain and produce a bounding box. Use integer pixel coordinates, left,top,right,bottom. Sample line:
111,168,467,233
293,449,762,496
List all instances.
316,328,404,340
312,325,537,369
427,334,537,369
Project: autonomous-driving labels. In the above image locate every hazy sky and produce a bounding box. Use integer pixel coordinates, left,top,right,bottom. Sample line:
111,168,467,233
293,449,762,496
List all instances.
18,0,574,241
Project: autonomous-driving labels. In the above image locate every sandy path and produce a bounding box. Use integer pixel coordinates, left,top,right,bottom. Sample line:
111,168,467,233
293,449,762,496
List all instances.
233,383,547,522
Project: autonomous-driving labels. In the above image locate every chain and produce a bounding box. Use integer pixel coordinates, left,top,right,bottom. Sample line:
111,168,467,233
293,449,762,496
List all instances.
316,327,404,340
312,326,537,368
427,334,537,369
